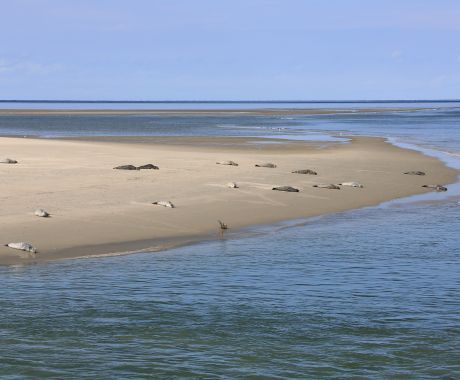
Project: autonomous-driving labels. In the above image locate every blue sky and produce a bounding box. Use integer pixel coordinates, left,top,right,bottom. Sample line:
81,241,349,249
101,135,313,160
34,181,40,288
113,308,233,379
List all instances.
0,0,459,100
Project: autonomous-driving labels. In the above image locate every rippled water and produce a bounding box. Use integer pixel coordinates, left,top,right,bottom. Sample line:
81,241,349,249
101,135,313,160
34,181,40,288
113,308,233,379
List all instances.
1,202,459,378
1,104,459,378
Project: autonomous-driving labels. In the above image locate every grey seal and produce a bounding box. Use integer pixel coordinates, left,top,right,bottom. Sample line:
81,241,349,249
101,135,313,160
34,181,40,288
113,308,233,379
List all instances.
138,164,159,170
216,161,238,166
404,171,426,176
114,165,138,170
1,158,18,164
272,186,299,192
313,184,340,190
422,184,447,192
292,169,317,175
255,163,277,168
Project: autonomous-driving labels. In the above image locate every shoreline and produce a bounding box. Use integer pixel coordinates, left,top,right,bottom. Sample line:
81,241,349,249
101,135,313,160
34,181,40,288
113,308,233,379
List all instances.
0,135,457,265
0,107,429,116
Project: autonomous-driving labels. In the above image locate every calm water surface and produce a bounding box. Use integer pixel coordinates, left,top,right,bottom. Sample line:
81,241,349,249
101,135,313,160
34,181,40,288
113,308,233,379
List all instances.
0,103,459,378
1,203,459,378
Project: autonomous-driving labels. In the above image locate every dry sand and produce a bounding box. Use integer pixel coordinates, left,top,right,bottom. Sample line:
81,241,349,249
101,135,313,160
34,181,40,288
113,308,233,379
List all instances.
0,135,457,265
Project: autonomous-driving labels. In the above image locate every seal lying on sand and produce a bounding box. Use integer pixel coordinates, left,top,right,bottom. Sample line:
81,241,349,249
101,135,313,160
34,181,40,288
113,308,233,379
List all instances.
34,209,50,217
422,184,448,192
216,161,238,166
255,163,277,168
313,184,341,190
152,201,175,208
339,182,364,188
404,171,426,176
138,164,159,170
114,164,159,170
292,169,317,175
114,165,138,170
227,182,239,188
5,242,37,256
1,158,18,164
272,186,299,192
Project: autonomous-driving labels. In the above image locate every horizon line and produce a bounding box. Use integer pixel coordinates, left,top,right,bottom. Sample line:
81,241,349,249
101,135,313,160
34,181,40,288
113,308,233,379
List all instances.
1,99,460,104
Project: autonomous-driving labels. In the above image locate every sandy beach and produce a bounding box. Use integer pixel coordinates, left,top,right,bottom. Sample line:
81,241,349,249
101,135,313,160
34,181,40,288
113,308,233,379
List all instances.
0,135,457,265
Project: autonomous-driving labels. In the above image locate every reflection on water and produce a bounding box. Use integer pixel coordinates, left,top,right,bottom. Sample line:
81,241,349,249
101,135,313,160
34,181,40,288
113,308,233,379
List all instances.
1,202,459,378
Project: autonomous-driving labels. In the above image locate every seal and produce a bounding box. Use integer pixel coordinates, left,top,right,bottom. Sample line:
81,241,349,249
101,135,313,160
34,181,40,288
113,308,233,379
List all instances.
272,186,299,192
138,164,159,170
292,169,317,175
5,242,37,257
216,161,238,166
255,163,277,168
313,184,341,190
338,182,364,188
227,182,239,188
114,165,138,170
1,158,18,164
34,209,50,217
422,184,447,192
404,171,426,176
152,201,175,208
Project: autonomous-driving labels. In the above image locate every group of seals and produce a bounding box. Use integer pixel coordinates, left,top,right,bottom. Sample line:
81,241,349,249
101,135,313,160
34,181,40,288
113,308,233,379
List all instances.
1,158,18,164
114,164,159,170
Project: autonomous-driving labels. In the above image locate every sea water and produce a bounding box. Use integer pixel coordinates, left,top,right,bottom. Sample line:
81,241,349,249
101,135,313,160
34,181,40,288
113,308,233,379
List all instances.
0,103,459,378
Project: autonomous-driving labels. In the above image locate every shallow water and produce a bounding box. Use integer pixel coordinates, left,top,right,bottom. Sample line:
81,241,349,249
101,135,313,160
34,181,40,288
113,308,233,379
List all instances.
1,202,459,378
1,103,459,378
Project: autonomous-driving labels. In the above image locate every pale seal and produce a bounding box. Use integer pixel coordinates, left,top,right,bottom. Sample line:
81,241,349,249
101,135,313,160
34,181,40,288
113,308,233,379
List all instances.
5,242,37,257
313,184,340,190
34,209,50,217
152,201,175,208
339,182,364,188
227,182,239,188
216,161,238,166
